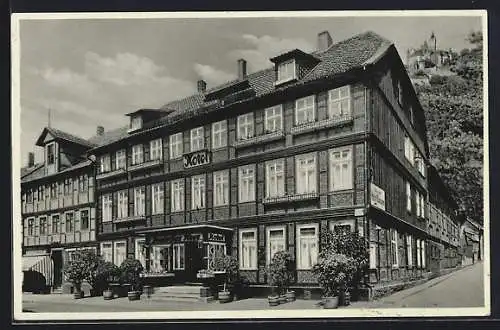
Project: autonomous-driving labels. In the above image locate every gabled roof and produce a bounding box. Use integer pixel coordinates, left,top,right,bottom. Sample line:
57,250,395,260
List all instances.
35,127,97,148
269,48,321,64
125,108,175,117
21,160,93,184
87,125,129,146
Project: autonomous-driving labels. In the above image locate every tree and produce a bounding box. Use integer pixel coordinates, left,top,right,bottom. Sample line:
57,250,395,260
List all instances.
415,30,483,223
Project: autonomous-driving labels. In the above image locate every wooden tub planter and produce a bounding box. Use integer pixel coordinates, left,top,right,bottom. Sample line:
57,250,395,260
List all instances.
103,289,114,300
73,290,84,299
127,291,141,301
218,290,232,303
285,290,296,302
322,296,339,309
268,295,280,307
279,295,288,304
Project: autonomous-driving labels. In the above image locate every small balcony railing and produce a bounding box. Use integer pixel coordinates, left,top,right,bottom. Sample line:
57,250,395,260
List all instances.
263,192,319,204
96,168,127,180
113,215,146,223
128,159,162,172
233,130,285,148
291,115,353,135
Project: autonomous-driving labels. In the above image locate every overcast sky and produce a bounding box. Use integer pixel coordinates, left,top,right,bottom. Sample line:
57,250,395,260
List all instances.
17,14,482,166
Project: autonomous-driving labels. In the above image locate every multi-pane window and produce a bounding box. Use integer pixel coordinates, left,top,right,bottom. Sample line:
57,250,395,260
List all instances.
264,105,283,133
239,229,257,270
39,217,47,235
132,144,144,165
46,143,55,165
65,212,74,233
26,190,33,203
295,95,315,125
134,187,145,216
239,165,255,203
50,183,58,199
117,190,128,219
406,181,412,212
151,183,164,215
266,159,285,198
191,175,206,209
420,194,425,217
100,154,111,173
406,235,413,267
329,147,353,191
369,242,378,269
150,245,171,273
116,149,126,169
277,59,295,83
51,215,59,234
169,133,183,159
150,138,163,161
79,175,88,192
135,238,147,269
416,238,422,268
213,171,229,206
114,241,127,266
171,179,184,212
404,135,415,165
190,127,205,152
27,218,34,236
64,179,72,195
415,150,426,177
38,186,45,201
100,242,113,263
173,243,185,270
130,116,142,130
416,190,421,217
296,153,317,194
102,194,112,222
328,85,351,118
237,113,254,140
80,209,89,230
390,229,399,268
266,227,286,265
296,224,318,270
398,81,404,105
212,120,227,149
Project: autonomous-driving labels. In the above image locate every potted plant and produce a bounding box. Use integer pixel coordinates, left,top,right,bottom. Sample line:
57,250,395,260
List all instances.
96,261,120,300
312,252,357,309
63,251,91,299
212,253,239,303
79,250,104,297
119,259,144,301
266,251,293,306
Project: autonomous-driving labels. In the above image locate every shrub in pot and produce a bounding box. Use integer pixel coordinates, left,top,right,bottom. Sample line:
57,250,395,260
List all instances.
119,258,144,301
312,252,357,309
79,250,104,297
63,249,102,299
212,252,239,303
96,261,121,300
266,251,294,306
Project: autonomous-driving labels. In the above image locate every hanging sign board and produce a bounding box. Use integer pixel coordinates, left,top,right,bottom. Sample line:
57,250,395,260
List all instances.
370,182,386,211
183,150,211,168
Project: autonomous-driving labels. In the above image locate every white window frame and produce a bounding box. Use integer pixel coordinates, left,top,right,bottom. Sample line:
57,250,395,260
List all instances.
134,187,145,216
135,238,146,268
421,239,426,268
65,211,74,233
39,216,47,235
113,240,127,266
171,179,184,212
51,214,59,234
329,146,353,191
212,120,227,149
100,241,113,263
115,149,126,170
102,194,112,222
420,193,425,218
132,144,144,165
416,238,422,268
173,243,185,270
27,218,35,236
130,116,142,131
190,126,205,152
151,183,164,215
150,138,163,161
46,142,56,165
404,135,415,165
391,229,399,268
265,159,285,198
369,242,378,269
237,113,254,140
406,182,412,212
416,190,421,217
295,153,317,194
117,190,128,219
406,235,413,267
266,226,286,265
276,59,296,84
239,228,258,270
191,175,206,209
296,223,319,270
238,164,255,203
80,209,90,231
295,95,315,125
264,105,283,133
213,170,229,206
100,154,111,173
169,133,183,159
328,85,351,118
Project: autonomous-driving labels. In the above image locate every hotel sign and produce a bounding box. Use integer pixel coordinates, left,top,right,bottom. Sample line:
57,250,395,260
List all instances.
208,232,226,242
183,150,211,169
370,183,386,211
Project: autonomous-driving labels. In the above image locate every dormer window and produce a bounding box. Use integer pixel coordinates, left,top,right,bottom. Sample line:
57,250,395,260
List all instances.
130,116,142,132
47,143,55,165
277,59,296,84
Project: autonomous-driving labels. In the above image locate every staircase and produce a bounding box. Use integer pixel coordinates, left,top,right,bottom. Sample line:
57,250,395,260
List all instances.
149,285,215,303
52,287,63,294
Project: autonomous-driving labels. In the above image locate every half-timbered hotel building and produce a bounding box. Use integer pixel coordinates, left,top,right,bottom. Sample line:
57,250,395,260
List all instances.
20,30,462,296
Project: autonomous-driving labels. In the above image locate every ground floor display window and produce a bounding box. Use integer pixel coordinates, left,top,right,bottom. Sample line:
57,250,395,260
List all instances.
150,245,172,273
206,242,226,270
135,238,146,268
266,226,286,265
173,243,185,270
239,228,257,270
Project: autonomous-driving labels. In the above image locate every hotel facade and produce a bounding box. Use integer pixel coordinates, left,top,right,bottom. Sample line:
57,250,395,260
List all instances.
21,31,462,295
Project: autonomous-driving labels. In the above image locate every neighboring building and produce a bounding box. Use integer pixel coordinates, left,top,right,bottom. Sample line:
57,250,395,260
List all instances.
460,217,483,266
20,126,126,293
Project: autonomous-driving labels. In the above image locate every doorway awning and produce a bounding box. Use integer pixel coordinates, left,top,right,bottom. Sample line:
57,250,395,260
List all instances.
22,255,53,286
136,224,233,235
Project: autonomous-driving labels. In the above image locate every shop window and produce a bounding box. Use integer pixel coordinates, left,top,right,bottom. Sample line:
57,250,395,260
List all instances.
207,242,226,270
239,229,257,270
134,238,146,268
150,245,172,273
173,244,185,270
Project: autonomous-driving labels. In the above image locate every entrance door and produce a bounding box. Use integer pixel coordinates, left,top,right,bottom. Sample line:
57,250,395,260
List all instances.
51,250,63,289
185,241,203,281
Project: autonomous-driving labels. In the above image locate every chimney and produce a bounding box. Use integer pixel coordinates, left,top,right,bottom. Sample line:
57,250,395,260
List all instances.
197,80,207,93
96,126,104,136
237,59,247,80
28,152,35,168
317,31,333,52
